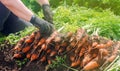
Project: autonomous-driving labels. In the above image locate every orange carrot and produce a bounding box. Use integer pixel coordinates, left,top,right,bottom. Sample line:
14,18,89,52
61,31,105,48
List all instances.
22,46,30,53
54,36,61,43
25,38,33,43
30,54,38,61
70,56,75,62
47,59,52,64
70,41,76,47
13,53,22,58
40,56,46,62
14,45,21,51
75,35,88,54
26,53,31,59
106,40,113,47
46,31,58,44
82,55,91,66
41,44,47,51
83,61,99,71
92,42,98,47
71,60,81,67
38,38,46,46
107,54,117,62
58,47,65,53
50,51,57,57
79,47,85,57
46,49,51,54
66,32,73,38
99,49,109,56
95,44,106,49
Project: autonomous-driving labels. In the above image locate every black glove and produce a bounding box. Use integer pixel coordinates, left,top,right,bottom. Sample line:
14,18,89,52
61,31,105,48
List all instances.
30,15,54,37
42,4,53,24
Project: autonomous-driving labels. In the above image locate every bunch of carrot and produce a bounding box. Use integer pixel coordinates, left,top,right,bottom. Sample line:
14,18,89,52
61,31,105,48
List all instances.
12,28,120,71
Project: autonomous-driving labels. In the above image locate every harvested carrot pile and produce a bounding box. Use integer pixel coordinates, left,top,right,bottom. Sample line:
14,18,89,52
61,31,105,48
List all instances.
12,28,120,71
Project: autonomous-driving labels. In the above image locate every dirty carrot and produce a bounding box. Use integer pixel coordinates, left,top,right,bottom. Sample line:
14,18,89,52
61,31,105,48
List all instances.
70,55,75,62
30,54,38,61
40,55,46,62
95,44,106,49
26,53,31,59
13,53,23,58
107,54,117,62
83,60,99,71
92,42,98,47
54,36,61,43
50,51,57,57
71,60,80,67
22,46,31,53
99,49,109,56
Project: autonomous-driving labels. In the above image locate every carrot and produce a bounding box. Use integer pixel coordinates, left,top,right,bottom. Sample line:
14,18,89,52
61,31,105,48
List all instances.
54,36,61,43
76,28,85,40
46,31,58,44
46,49,51,54
70,41,76,47
83,61,99,71
13,53,22,58
99,49,109,56
66,32,73,38
22,46,30,53
70,55,75,62
82,55,91,66
40,55,46,62
58,47,65,53
92,42,98,47
106,40,113,47
30,54,38,61
38,38,46,46
14,44,21,51
26,53,31,59
26,53,38,66
50,51,57,57
107,54,117,62
95,44,106,49
25,37,33,43
71,60,81,67
41,44,47,51
75,35,88,54
79,47,85,57
47,59,52,64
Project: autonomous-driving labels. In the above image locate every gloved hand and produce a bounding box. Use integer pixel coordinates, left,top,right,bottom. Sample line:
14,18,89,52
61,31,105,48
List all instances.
42,4,53,24
30,15,54,37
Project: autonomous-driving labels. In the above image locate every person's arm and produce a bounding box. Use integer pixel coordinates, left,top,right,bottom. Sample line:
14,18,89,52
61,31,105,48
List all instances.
0,0,54,36
0,0,33,21
36,0,53,24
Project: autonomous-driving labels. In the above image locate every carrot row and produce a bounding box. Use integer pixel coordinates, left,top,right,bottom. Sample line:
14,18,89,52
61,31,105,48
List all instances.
12,28,120,71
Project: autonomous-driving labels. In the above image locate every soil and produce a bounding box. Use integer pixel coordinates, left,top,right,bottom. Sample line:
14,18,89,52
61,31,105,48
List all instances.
0,41,46,71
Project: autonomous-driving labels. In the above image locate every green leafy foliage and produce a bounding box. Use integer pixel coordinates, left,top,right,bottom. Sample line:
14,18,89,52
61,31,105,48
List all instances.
15,58,28,68
22,0,41,13
48,5,120,40
50,0,120,15
6,27,36,44
49,56,66,68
